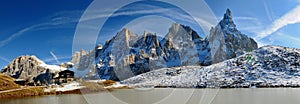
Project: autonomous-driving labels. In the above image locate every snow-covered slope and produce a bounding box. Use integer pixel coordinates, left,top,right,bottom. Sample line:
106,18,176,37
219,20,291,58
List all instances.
122,46,300,88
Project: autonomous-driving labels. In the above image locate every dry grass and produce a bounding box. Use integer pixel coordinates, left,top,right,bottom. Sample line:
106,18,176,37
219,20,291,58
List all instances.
102,80,116,86
79,82,107,93
0,73,20,91
79,80,118,93
0,87,49,99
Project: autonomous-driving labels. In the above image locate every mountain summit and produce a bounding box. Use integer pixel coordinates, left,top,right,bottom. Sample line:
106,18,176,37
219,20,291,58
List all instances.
209,8,258,64
1,55,67,84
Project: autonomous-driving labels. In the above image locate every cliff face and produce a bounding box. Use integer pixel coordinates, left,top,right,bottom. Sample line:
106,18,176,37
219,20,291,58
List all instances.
1,55,47,81
70,49,94,71
1,55,65,84
209,9,258,64
93,9,258,81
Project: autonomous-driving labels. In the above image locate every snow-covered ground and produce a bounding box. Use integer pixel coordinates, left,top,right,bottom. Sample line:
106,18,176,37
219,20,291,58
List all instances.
44,82,85,92
103,82,127,89
85,80,127,89
122,45,300,88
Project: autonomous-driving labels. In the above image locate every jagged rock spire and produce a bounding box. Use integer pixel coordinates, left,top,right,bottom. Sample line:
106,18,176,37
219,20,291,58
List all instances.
219,8,236,30
224,8,233,22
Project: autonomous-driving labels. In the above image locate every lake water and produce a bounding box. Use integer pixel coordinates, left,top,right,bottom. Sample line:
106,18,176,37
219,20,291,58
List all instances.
1,88,300,104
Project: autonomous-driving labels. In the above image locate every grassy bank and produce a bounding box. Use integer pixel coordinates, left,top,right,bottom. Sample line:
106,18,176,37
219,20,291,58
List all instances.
0,73,20,91
0,80,130,99
0,87,53,99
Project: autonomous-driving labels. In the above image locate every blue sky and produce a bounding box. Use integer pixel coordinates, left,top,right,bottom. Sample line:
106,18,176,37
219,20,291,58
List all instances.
1,0,300,69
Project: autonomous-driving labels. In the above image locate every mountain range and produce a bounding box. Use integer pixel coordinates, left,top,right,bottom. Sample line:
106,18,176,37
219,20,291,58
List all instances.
94,8,257,81
1,9,299,88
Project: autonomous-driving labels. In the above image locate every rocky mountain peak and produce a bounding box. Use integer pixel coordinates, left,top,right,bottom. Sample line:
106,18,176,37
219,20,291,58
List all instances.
115,28,138,47
224,8,233,22
219,8,236,30
1,55,64,82
168,23,201,40
71,48,95,73
139,31,160,48
209,9,258,64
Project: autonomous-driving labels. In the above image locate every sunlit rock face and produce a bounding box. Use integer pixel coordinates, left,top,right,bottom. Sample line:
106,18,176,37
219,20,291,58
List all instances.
209,8,258,64
1,55,66,84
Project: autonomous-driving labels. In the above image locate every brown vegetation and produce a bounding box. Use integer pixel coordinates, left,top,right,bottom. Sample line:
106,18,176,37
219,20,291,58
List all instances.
102,80,116,86
79,82,108,93
0,87,50,99
0,73,20,91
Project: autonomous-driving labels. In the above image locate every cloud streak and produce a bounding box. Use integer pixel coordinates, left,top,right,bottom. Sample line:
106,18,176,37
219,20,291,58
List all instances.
0,56,10,63
43,55,70,64
256,5,300,40
0,24,43,47
0,10,83,48
0,4,217,48
50,51,60,64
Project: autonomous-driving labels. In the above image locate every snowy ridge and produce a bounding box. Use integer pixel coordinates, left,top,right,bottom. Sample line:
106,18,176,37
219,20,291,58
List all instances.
122,46,300,88
31,55,67,72
39,64,66,72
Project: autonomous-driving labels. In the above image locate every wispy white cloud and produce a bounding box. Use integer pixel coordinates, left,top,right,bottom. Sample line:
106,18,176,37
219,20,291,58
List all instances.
125,15,173,36
0,8,169,47
0,56,10,63
256,30,300,48
233,16,264,34
256,5,300,40
263,0,274,22
80,8,171,22
0,24,44,47
49,51,60,64
0,4,217,48
43,55,70,64
0,10,84,48
277,31,300,42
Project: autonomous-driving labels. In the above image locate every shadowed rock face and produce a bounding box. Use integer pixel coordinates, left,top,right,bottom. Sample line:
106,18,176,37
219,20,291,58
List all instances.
92,9,258,81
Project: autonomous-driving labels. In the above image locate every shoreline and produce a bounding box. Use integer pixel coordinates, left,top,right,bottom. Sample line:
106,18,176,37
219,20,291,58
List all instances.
0,80,129,99
2,85,300,99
